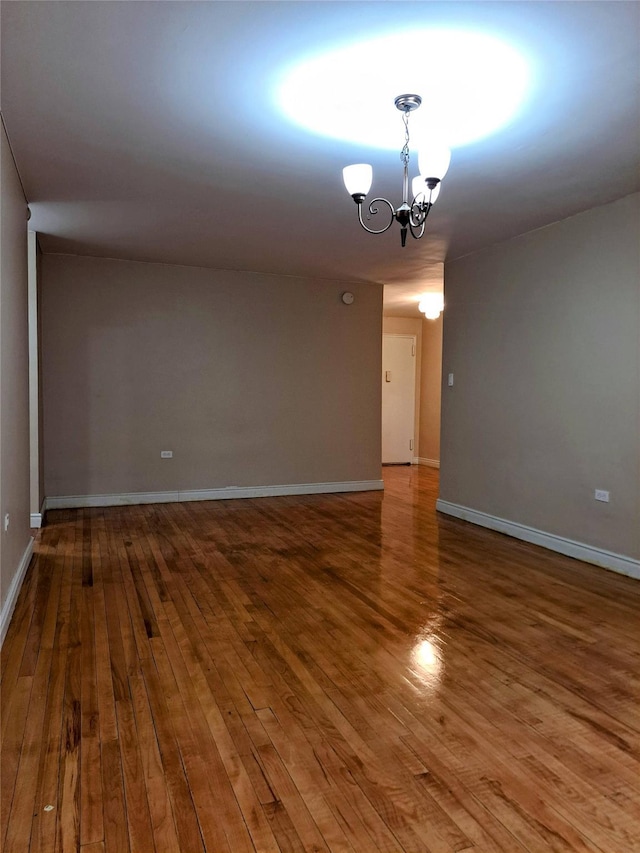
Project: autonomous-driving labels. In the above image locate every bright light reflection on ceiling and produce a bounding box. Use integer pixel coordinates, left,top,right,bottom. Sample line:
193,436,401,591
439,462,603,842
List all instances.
277,30,531,150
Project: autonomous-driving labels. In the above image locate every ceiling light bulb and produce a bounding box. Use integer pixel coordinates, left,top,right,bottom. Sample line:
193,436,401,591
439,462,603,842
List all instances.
418,293,444,319
343,164,373,197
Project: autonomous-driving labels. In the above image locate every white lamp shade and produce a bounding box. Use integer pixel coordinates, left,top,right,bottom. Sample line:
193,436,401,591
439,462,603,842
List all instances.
418,146,451,181
343,164,373,197
412,177,442,204
411,175,426,200
418,293,444,320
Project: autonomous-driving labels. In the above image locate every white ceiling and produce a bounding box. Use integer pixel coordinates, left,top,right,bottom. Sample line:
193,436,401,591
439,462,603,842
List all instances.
2,1,639,317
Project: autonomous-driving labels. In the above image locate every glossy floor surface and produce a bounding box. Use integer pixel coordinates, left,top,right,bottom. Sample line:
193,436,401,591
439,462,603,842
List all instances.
2,467,639,852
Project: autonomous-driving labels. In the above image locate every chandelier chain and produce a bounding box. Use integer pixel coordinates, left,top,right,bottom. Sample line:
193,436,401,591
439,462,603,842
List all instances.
400,109,410,167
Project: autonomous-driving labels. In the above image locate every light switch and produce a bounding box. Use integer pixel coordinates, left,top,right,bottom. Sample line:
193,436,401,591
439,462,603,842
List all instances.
448,373,454,387
385,370,392,382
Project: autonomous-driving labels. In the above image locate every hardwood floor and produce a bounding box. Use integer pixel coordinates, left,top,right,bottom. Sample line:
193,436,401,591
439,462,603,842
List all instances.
2,466,639,852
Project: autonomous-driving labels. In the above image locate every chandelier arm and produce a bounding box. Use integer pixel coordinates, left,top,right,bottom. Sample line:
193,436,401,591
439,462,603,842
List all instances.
409,198,427,228
408,219,426,240
357,197,396,235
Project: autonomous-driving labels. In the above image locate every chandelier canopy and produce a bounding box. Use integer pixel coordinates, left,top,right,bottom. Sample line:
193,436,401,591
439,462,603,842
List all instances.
343,95,451,247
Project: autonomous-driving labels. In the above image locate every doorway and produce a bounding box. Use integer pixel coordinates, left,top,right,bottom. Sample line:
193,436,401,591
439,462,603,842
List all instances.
382,334,416,464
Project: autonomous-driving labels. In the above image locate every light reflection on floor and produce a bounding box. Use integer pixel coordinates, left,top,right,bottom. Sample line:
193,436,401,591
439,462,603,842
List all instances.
409,633,443,691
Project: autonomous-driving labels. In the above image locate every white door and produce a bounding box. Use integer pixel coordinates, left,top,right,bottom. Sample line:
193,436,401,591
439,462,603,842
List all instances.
382,334,416,464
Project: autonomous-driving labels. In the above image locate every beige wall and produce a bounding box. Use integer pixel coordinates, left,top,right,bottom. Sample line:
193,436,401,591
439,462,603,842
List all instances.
42,255,383,498
419,315,442,464
441,193,640,560
1,121,32,616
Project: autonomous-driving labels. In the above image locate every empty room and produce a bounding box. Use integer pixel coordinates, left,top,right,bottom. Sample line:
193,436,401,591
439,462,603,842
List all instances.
1,2,639,852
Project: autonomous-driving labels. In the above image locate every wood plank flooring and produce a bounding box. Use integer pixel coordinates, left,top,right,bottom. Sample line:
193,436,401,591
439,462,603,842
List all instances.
2,466,639,852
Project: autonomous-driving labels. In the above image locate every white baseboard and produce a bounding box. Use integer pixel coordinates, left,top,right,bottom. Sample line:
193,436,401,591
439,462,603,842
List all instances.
30,499,46,529
1,537,35,647
436,499,640,580
45,479,385,511
413,457,440,469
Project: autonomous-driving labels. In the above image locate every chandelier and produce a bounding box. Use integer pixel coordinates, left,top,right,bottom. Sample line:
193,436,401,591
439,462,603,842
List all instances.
342,95,451,247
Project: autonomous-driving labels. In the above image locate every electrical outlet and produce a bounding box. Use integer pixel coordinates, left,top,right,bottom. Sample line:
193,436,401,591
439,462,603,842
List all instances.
3,513,9,532
160,450,173,459
447,373,454,387
594,489,610,503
